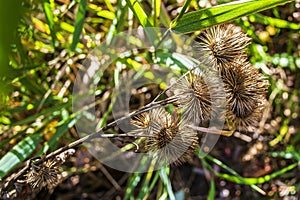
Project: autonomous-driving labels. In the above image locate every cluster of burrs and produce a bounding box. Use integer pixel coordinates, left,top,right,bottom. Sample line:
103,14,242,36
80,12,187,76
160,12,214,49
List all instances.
17,24,269,193
131,24,269,165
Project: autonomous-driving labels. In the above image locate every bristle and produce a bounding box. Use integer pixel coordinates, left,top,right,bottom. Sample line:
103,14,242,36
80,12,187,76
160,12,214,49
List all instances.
196,24,251,69
170,70,224,126
26,159,60,190
221,60,269,130
131,108,198,165
226,103,266,131
25,149,74,190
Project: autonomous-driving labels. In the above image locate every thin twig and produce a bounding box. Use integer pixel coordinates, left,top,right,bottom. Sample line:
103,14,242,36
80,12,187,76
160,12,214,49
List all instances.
154,28,171,49
2,96,181,193
98,162,121,190
2,160,31,195
43,96,180,163
152,65,197,103
187,125,234,137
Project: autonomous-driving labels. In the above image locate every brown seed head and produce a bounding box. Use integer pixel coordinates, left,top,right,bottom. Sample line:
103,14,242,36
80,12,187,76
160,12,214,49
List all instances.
25,149,74,190
131,108,198,165
196,24,251,69
26,159,60,190
221,60,269,130
171,70,224,125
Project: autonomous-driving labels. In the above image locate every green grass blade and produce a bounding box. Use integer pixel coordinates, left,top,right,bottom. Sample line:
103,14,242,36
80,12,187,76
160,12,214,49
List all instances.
136,160,159,199
104,0,114,12
203,153,298,194
124,173,142,200
125,0,153,27
155,51,197,71
11,102,70,126
147,170,160,195
159,2,171,27
203,153,266,195
153,0,161,26
106,0,126,44
43,0,56,49
125,0,160,45
0,134,41,179
217,163,298,185
159,167,175,200
171,0,293,33
269,151,300,161
249,13,300,30
38,116,79,154
205,154,240,177
70,0,87,52
123,156,151,200
207,179,215,200
171,0,192,27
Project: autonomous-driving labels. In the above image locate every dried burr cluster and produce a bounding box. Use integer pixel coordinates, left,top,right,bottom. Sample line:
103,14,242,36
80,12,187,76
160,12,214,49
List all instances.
131,108,198,165
15,24,269,193
197,24,269,130
131,24,269,165
24,149,75,191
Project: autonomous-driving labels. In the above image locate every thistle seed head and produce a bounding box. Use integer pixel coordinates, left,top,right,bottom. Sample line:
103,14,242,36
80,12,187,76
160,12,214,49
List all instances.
196,24,251,69
25,149,74,190
221,60,269,130
226,103,266,131
131,108,198,165
26,159,60,190
170,70,224,125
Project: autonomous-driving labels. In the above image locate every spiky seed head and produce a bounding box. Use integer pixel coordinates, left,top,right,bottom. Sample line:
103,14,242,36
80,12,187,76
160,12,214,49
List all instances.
26,159,60,190
226,103,265,131
221,60,269,130
170,69,224,126
196,24,251,69
131,108,198,165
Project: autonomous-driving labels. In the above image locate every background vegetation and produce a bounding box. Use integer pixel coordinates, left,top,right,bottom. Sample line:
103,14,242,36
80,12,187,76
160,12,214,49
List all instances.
0,0,299,199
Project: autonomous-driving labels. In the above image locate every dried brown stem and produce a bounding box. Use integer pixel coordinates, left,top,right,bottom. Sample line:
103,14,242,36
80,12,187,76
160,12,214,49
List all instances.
187,125,234,137
2,95,180,193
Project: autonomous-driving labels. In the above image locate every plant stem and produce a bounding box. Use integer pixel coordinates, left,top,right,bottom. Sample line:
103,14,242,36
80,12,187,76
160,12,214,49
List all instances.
2,96,181,192
154,28,171,49
170,0,192,29
44,96,180,162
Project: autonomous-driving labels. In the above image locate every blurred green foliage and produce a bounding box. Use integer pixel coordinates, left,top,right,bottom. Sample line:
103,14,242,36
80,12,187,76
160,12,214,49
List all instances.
0,1,23,102
0,0,299,199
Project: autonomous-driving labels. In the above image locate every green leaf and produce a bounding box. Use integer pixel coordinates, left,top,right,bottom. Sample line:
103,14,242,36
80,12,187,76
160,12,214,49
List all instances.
159,167,175,200
153,0,161,24
43,0,56,49
269,151,300,161
202,153,266,195
61,21,75,33
155,51,197,71
39,116,79,154
0,134,41,179
208,179,215,200
249,13,300,30
97,10,115,20
171,0,192,27
171,0,293,33
11,102,70,126
70,0,87,51
217,163,297,185
135,161,160,199
124,173,142,200
106,0,127,44
125,0,160,45
125,0,153,27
